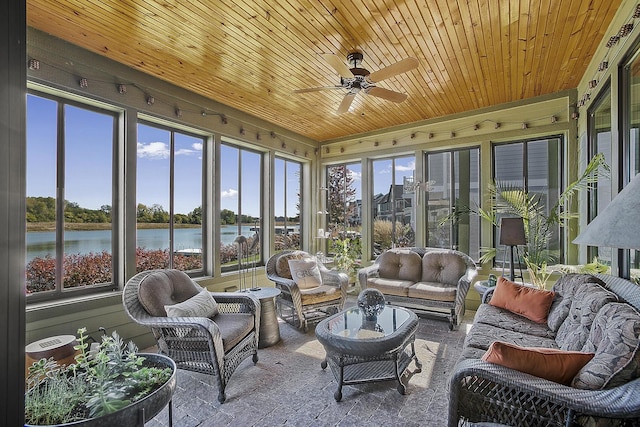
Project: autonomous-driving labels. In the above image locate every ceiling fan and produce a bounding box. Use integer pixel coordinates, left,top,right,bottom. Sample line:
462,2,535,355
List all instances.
294,52,419,114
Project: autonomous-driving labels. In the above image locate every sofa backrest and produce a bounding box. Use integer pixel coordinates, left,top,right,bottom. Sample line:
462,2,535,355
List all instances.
555,281,618,351
377,249,422,282
421,251,467,285
547,274,607,332
573,302,640,390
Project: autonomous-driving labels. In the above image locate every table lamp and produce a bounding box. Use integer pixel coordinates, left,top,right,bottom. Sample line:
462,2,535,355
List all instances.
499,217,526,281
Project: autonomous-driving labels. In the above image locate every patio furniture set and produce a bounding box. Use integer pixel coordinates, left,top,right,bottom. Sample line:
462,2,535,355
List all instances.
122,249,640,427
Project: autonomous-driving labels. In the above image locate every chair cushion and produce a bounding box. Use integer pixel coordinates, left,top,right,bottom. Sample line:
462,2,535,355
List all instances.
474,303,556,339
138,269,201,317
366,278,413,297
275,251,309,279
489,277,555,323
408,281,456,302
421,251,467,285
555,282,618,351
299,284,342,305
464,322,558,351
482,341,595,385
573,302,640,390
288,258,322,289
213,313,256,352
164,289,219,318
377,249,422,283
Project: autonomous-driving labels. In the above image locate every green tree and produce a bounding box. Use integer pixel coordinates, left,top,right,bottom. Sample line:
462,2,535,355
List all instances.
327,165,356,230
220,209,236,225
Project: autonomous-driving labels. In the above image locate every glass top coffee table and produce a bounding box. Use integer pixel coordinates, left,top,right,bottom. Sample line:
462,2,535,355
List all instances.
315,305,422,401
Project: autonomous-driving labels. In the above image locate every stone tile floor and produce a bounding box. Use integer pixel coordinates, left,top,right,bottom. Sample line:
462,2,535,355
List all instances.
145,301,475,427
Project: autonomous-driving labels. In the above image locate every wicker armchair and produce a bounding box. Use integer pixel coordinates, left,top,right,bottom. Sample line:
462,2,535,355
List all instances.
265,250,348,331
122,269,260,403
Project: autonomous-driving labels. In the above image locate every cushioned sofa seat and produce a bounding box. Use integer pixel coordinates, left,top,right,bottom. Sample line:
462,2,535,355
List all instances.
449,273,640,427
359,247,477,330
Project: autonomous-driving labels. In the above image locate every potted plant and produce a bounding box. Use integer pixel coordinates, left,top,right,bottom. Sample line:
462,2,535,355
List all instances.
330,235,362,288
25,327,176,427
442,153,610,289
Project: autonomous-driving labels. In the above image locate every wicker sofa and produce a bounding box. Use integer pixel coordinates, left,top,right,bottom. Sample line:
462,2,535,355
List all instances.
449,273,640,427
358,247,477,330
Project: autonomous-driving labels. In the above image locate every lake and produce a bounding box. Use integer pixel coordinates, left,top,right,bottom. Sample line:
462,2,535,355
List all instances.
26,225,259,262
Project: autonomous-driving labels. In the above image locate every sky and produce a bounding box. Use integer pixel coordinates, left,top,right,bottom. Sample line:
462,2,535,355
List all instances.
26,93,415,219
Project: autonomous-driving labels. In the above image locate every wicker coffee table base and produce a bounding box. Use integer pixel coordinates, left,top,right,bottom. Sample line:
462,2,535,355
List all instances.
320,340,422,401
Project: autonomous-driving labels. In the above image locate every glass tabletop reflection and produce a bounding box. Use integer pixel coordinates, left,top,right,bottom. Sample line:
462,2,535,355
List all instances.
325,306,411,340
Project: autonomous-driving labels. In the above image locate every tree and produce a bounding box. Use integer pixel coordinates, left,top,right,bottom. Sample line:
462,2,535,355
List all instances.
220,209,236,225
327,165,356,230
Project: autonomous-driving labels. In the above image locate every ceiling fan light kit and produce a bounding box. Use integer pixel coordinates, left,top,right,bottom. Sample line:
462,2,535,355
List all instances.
294,51,418,114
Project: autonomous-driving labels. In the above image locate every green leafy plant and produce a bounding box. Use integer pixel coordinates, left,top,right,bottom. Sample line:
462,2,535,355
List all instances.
25,328,172,426
330,236,362,283
442,153,610,289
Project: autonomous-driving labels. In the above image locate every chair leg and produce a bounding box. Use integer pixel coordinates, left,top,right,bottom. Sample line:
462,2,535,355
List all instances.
218,390,226,403
252,352,258,364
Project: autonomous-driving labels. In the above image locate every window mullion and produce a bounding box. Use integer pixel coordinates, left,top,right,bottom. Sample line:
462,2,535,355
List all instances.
56,102,65,294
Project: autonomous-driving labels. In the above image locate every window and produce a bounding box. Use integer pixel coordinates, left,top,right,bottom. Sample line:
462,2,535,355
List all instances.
493,137,563,266
136,121,204,273
425,148,480,260
622,54,640,279
274,157,302,250
371,156,415,254
587,84,612,266
220,143,262,271
325,163,362,264
26,92,117,298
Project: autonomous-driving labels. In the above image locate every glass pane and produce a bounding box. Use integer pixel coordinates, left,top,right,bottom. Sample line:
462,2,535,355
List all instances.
26,95,58,294
454,149,480,259
173,132,203,271
63,104,114,289
630,58,640,279
240,149,261,269
220,144,239,268
275,158,301,251
427,152,451,248
136,124,170,271
372,159,393,254
590,89,612,265
393,157,415,247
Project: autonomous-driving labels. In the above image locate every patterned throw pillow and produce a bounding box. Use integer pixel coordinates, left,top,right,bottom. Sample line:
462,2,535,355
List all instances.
288,258,322,289
164,288,219,318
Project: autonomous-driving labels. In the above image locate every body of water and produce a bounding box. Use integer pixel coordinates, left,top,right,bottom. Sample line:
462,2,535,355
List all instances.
26,225,260,262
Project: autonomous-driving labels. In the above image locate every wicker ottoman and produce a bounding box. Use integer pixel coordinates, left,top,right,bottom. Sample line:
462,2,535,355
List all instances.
315,305,421,401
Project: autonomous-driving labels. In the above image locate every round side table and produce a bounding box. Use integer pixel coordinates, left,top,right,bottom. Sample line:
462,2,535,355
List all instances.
248,287,281,348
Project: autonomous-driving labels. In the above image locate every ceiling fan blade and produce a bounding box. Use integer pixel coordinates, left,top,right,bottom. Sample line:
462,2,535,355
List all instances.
322,54,354,78
368,57,419,83
293,86,342,93
336,92,357,114
365,86,408,103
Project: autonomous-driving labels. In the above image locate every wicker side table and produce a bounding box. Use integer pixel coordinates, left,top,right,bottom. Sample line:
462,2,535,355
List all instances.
315,305,421,401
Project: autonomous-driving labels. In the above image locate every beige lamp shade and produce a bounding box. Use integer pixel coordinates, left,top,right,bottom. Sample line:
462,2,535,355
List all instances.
573,173,640,250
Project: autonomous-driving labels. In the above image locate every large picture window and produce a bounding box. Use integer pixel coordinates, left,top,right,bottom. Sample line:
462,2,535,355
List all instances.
493,137,563,267
371,156,415,254
587,84,612,266
26,92,117,297
274,157,302,251
425,148,480,260
220,143,262,272
136,121,205,273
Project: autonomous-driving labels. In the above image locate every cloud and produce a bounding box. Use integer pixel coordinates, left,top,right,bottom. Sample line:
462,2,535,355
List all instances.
175,142,203,156
350,170,362,181
396,160,415,172
137,142,169,159
221,188,238,198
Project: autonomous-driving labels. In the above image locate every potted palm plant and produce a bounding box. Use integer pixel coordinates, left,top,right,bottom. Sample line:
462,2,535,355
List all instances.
25,327,176,427
443,153,609,289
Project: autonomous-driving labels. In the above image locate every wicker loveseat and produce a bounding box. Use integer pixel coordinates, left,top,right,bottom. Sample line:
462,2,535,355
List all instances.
449,273,640,427
358,247,477,330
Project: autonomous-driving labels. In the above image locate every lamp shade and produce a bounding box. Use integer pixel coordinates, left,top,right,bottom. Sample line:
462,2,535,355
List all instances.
499,217,526,246
573,173,640,250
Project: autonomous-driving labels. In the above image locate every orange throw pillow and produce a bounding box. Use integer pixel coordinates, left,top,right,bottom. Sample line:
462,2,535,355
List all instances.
482,341,595,385
489,276,555,323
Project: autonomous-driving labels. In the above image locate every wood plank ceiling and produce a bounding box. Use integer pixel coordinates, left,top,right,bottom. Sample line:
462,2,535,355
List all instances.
27,0,622,142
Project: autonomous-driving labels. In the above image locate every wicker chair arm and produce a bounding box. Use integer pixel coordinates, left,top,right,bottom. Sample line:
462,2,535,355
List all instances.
450,358,640,422
318,265,349,289
357,263,380,289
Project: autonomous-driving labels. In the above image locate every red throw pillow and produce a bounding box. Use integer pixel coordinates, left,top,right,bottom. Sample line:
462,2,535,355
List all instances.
482,341,595,385
489,276,555,323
